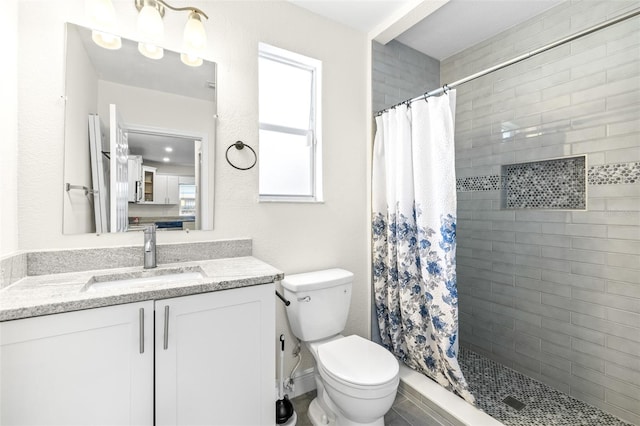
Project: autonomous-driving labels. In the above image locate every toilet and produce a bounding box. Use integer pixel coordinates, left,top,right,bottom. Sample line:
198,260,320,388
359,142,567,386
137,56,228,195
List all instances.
282,269,399,426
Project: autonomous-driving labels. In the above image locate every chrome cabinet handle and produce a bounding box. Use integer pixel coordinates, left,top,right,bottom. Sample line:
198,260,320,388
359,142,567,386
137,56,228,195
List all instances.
139,308,145,354
163,305,170,350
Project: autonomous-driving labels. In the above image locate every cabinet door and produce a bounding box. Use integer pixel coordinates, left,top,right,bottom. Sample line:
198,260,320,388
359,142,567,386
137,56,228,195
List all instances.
0,301,154,425
155,175,179,204
165,175,180,204
142,166,156,203
155,284,275,426
154,175,168,204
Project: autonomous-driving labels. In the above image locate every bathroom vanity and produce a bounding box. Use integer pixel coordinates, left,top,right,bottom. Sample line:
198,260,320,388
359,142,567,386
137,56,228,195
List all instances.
0,249,281,426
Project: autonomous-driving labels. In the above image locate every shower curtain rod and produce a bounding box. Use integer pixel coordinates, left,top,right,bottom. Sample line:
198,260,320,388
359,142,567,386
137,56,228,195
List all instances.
377,6,640,115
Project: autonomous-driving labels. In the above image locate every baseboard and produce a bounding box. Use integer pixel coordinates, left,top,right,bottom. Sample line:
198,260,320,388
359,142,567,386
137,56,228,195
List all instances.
274,367,317,400
290,367,316,398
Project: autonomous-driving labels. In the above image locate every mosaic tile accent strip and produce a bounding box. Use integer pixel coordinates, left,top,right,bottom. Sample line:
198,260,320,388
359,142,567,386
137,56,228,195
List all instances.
501,156,586,209
459,346,632,426
588,162,640,185
456,161,639,193
456,175,501,192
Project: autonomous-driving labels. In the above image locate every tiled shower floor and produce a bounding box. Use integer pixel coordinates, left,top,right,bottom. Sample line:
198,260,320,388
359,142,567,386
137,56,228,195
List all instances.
291,347,632,426
459,346,632,426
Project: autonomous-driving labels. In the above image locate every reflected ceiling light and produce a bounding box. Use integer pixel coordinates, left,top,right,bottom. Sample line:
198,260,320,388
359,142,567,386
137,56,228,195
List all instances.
92,31,122,50
165,147,173,152
180,53,203,67
86,0,121,49
163,157,170,162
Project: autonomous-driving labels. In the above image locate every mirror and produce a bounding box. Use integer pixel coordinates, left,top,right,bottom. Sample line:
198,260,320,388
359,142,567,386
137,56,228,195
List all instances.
62,23,216,234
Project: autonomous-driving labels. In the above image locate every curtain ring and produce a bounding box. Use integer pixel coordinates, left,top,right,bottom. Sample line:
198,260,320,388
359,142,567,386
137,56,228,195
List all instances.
225,141,257,170
423,92,429,102
442,84,450,94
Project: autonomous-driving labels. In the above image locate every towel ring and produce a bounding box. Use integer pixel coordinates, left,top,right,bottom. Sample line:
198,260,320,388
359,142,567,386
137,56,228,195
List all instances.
225,141,257,170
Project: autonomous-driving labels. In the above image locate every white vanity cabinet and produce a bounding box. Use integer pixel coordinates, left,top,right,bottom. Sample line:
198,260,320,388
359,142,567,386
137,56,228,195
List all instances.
0,301,155,426
0,283,275,426
155,283,275,426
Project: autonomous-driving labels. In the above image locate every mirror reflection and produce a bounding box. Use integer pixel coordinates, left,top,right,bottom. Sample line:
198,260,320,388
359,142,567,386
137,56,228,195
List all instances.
63,23,216,234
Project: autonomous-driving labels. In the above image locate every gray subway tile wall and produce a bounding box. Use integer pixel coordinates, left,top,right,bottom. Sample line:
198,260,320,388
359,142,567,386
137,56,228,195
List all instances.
372,40,440,113
371,1,639,423
440,0,640,423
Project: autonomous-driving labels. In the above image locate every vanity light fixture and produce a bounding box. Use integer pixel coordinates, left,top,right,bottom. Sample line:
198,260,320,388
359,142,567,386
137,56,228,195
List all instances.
87,0,209,66
135,0,209,66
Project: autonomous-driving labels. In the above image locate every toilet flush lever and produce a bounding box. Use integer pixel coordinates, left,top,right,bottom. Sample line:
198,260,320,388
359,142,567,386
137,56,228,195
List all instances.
275,290,290,306
298,296,311,302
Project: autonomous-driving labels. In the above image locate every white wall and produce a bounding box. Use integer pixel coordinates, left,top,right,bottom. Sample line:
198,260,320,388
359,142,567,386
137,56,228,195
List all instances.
17,0,369,379
0,0,19,257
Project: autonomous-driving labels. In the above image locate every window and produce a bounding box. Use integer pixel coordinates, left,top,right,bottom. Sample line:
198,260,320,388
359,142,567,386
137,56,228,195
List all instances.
179,184,196,216
258,43,322,202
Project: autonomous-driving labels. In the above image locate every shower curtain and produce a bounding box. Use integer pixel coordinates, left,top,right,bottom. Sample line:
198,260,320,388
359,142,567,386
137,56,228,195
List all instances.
372,92,474,403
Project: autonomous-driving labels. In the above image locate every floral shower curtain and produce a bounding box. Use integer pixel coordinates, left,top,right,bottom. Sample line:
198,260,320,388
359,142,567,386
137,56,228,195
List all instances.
372,92,474,403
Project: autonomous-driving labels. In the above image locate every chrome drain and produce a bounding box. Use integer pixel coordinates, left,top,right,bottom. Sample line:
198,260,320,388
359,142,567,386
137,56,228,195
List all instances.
503,395,526,411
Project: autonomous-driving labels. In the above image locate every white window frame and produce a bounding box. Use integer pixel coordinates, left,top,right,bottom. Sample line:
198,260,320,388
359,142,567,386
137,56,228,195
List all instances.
258,43,323,203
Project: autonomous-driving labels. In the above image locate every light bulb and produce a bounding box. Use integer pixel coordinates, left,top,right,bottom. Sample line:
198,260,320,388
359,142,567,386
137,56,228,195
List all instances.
183,12,206,50
181,12,206,66
138,42,164,60
92,30,122,50
87,0,117,29
180,52,203,67
87,0,121,49
137,2,164,59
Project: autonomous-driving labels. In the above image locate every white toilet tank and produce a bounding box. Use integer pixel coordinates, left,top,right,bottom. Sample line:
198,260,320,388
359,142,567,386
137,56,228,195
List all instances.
281,269,353,342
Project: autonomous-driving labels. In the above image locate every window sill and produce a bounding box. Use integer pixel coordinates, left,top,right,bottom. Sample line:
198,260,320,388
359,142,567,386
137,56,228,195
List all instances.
258,195,324,204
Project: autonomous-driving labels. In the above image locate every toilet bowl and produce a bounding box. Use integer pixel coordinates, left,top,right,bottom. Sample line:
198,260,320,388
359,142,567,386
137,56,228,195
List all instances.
282,269,399,426
311,335,399,425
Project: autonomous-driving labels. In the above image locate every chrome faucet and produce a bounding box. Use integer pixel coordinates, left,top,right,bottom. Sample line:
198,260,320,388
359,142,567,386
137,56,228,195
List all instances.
143,225,157,269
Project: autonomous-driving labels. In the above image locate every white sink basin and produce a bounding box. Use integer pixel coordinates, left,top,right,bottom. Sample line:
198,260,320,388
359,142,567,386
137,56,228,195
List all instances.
85,266,205,292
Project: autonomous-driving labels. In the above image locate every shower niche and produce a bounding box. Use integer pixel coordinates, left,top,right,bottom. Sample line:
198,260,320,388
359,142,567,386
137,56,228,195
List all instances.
500,155,587,210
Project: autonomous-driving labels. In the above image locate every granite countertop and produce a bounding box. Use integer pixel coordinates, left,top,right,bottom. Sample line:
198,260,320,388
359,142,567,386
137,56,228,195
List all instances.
0,256,284,322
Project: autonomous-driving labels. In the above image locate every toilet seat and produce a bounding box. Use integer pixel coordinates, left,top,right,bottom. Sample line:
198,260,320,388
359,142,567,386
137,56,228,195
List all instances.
317,335,399,388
